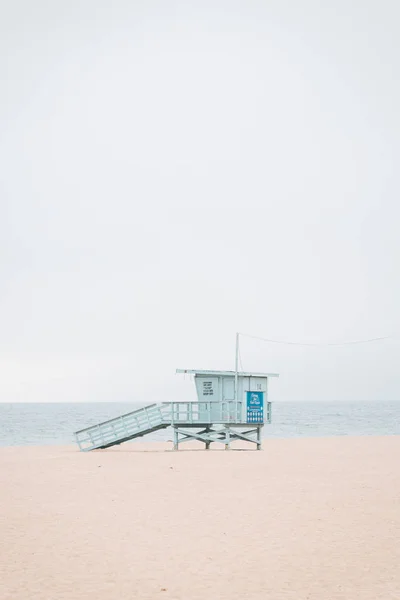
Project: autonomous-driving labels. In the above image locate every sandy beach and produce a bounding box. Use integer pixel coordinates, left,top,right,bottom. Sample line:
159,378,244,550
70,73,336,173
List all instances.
1,436,399,600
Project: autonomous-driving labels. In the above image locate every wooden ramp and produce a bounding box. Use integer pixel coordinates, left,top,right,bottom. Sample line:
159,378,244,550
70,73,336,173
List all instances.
74,404,170,451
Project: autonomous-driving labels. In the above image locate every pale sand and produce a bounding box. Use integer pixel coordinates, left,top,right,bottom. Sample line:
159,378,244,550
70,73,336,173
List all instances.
1,437,400,600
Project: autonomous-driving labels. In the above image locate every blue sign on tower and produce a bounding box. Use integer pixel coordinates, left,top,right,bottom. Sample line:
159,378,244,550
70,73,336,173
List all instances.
246,391,264,423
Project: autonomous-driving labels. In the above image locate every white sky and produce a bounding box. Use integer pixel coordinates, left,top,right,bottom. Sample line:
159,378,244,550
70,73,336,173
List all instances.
1,0,399,403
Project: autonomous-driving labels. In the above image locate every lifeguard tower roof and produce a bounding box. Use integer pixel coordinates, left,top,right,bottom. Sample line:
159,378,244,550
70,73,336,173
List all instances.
176,369,279,378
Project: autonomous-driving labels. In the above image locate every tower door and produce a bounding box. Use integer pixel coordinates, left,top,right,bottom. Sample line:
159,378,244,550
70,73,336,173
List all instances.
222,378,235,401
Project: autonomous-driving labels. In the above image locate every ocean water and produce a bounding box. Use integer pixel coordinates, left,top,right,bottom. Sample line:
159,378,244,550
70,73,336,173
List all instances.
0,401,399,447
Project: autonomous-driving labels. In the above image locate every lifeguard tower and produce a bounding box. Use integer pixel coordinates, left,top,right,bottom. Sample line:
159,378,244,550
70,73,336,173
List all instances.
170,369,277,450
74,368,279,452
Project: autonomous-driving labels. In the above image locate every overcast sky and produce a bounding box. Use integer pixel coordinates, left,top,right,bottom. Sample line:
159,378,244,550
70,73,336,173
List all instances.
1,0,399,403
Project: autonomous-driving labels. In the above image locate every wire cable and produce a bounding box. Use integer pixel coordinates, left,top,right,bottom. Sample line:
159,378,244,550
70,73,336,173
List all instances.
239,332,391,347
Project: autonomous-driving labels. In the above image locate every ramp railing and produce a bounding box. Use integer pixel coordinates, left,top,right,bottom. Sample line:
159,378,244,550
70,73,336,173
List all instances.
74,403,169,451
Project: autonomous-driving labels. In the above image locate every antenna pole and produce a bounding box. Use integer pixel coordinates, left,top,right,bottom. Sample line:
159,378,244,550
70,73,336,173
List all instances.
235,332,239,421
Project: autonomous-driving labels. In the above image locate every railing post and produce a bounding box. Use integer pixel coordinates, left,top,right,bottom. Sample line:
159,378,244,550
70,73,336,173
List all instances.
97,425,105,446
120,416,129,436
